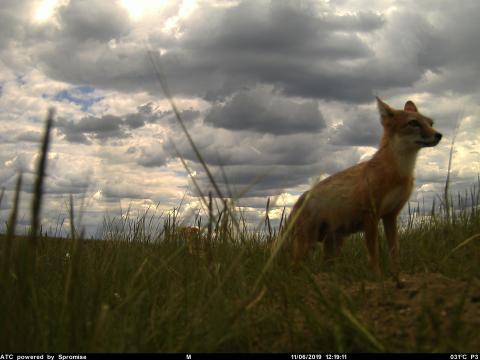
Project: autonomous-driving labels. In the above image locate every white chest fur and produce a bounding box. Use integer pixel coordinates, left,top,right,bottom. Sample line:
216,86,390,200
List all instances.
391,135,419,177
380,186,409,215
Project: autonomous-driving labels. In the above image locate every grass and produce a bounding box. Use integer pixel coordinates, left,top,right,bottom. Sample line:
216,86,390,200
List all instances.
1,204,479,352
1,62,479,352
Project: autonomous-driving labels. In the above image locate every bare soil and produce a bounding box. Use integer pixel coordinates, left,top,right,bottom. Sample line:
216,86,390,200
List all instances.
313,272,480,351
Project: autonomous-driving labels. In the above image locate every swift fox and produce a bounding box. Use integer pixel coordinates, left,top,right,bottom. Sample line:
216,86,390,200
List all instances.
285,98,442,274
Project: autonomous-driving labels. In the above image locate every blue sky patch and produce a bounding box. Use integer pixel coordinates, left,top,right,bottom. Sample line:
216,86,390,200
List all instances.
77,85,95,94
53,86,104,112
15,73,26,86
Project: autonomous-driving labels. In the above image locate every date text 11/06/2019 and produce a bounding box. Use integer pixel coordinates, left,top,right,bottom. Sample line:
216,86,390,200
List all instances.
291,355,347,360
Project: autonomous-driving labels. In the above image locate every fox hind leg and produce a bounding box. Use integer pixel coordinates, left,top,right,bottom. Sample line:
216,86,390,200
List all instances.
291,218,316,262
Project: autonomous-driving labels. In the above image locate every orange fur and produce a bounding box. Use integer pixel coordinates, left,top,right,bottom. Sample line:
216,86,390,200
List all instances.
178,226,204,254
179,226,202,237
286,98,442,275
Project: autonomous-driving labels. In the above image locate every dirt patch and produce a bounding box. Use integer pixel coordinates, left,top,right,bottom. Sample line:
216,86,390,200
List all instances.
313,272,480,351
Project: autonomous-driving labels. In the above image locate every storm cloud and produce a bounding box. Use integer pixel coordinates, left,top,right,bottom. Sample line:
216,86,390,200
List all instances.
56,114,129,144
330,108,382,147
54,103,197,144
165,119,364,198
22,1,421,102
205,88,326,135
3,1,480,104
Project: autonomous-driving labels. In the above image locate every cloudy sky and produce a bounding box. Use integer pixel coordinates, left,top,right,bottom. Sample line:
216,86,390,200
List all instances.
1,0,479,236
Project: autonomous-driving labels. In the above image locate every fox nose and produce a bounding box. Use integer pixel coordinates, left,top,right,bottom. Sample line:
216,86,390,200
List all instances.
435,133,442,141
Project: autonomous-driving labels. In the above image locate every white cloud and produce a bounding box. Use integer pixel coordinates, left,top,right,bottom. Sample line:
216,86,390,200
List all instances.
32,0,68,24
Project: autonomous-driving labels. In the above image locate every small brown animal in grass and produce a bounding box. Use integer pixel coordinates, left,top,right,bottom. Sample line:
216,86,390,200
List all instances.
285,98,442,276
178,226,205,254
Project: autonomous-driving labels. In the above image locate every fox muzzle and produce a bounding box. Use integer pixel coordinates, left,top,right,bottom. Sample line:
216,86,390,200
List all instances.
417,132,442,147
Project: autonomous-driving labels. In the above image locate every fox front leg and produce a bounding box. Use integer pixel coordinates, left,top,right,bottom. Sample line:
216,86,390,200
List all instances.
382,214,399,273
364,217,380,275
383,214,404,287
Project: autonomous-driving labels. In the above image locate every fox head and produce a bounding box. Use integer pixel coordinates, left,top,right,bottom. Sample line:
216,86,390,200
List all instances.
376,97,442,151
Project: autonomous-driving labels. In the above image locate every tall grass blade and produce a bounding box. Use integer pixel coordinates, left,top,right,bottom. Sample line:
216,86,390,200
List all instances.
30,108,55,248
208,191,213,242
443,233,480,260
69,194,75,240
3,173,22,275
339,307,386,352
444,108,464,222
63,194,79,310
171,141,208,210
0,187,4,209
265,197,272,238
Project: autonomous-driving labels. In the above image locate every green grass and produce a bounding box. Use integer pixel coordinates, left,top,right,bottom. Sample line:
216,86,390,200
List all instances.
1,196,480,352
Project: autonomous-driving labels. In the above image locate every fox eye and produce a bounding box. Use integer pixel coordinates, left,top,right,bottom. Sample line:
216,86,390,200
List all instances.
408,119,420,127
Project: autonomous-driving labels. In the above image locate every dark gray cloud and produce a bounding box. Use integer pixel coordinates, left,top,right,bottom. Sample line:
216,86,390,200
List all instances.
160,108,202,127
4,0,480,104
124,113,147,129
11,131,41,143
0,0,30,49
20,0,479,106
57,0,131,43
322,10,385,32
56,114,128,144
101,184,147,200
186,3,380,58
16,130,40,142
135,146,168,168
330,108,382,146
46,176,91,195
156,2,388,102
185,146,364,199
167,126,323,167
25,1,405,102
165,121,362,197
205,88,325,134
55,103,189,144
408,1,480,73
124,102,165,128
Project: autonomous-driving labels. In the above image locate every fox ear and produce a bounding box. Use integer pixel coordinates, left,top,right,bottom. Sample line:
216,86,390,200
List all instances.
404,100,418,113
376,97,394,118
